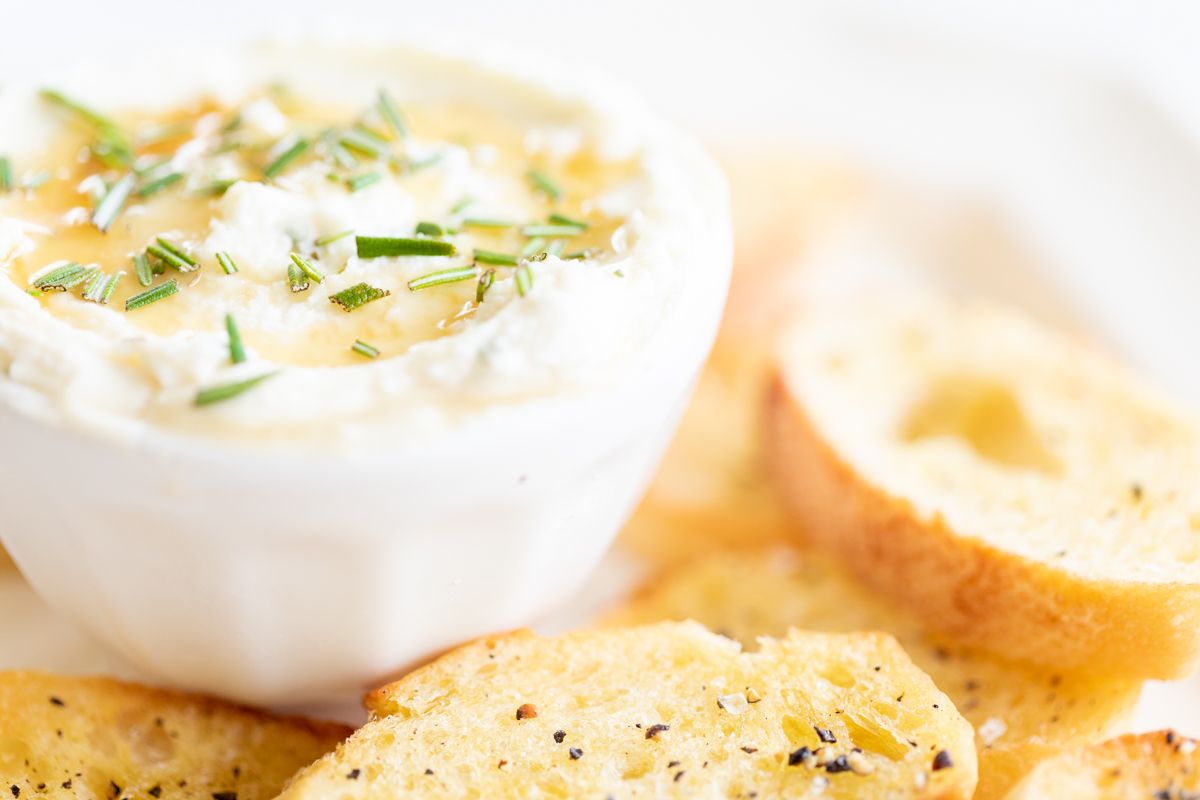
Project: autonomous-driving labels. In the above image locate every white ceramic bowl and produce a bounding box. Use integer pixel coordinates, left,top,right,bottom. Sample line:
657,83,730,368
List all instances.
0,44,731,704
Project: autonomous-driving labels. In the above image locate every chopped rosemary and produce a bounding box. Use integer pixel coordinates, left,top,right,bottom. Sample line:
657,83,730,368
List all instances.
346,171,383,192
287,261,310,293
32,262,89,291
520,223,584,238
521,237,547,258
356,236,456,258
194,372,278,407
462,218,517,229
0,158,11,192
548,212,589,229
378,89,409,139
527,168,562,201
565,248,599,260
414,221,444,237
155,237,198,269
476,269,495,303
351,339,381,359
80,269,105,302
338,129,390,160
137,171,183,197
407,265,476,292
40,89,133,166
133,253,153,286
316,229,354,247
225,313,246,364
290,252,325,284
263,137,309,178
91,174,135,233
100,272,122,304
216,251,239,275
82,271,122,304
514,262,534,297
473,249,518,266
196,178,236,196
546,239,567,257
125,279,178,311
449,196,475,215
39,89,123,134
329,282,390,311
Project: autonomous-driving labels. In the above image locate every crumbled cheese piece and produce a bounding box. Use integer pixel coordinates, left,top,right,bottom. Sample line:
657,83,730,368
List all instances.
716,692,748,715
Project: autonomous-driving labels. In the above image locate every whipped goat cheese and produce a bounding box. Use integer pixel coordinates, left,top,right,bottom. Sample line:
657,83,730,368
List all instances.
0,47,729,450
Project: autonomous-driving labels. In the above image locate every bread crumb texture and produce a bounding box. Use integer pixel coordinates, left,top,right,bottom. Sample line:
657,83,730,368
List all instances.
1003,729,1200,800
280,622,977,799
605,548,1142,800
769,295,1200,677
0,670,349,800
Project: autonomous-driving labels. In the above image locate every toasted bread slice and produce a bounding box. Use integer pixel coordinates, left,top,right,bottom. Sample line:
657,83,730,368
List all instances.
0,671,350,800
1003,730,1199,799
604,548,1142,799
768,296,1200,678
280,622,977,799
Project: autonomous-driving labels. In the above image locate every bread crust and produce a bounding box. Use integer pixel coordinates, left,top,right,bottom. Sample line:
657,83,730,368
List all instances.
767,373,1200,679
1003,729,1200,799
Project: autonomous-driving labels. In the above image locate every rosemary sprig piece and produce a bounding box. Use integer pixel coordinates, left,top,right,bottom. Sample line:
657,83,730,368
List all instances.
194,372,278,407
40,89,134,166
133,253,154,286
414,221,443,237
407,265,476,292
39,89,123,133
514,262,534,296
449,197,474,215
476,269,495,303
216,251,238,275
356,236,456,258
32,262,89,291
80,269,106,302
548,212,589,229
137,171,183,197
287,260,310,293
338,129,390,160
196,178,236,197
351,339,381,359
82,271,122,304
565,248,599,260
473,249,518,266
527,168,562,201
99,272,123,304
155,237,198,269
521,237,547,258
91,174,135,233
0,158,11,192
329,282,390,311
345,171,383,192
378,89,409,139
316,230,354,247
462,218,517,229
263,137,309,178
290,252,325,284
520,223,585,238
225,313,246,364
125,279,178,311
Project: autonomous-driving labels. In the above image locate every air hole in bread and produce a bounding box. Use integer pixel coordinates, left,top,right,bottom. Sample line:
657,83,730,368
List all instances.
900,374,1061,474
